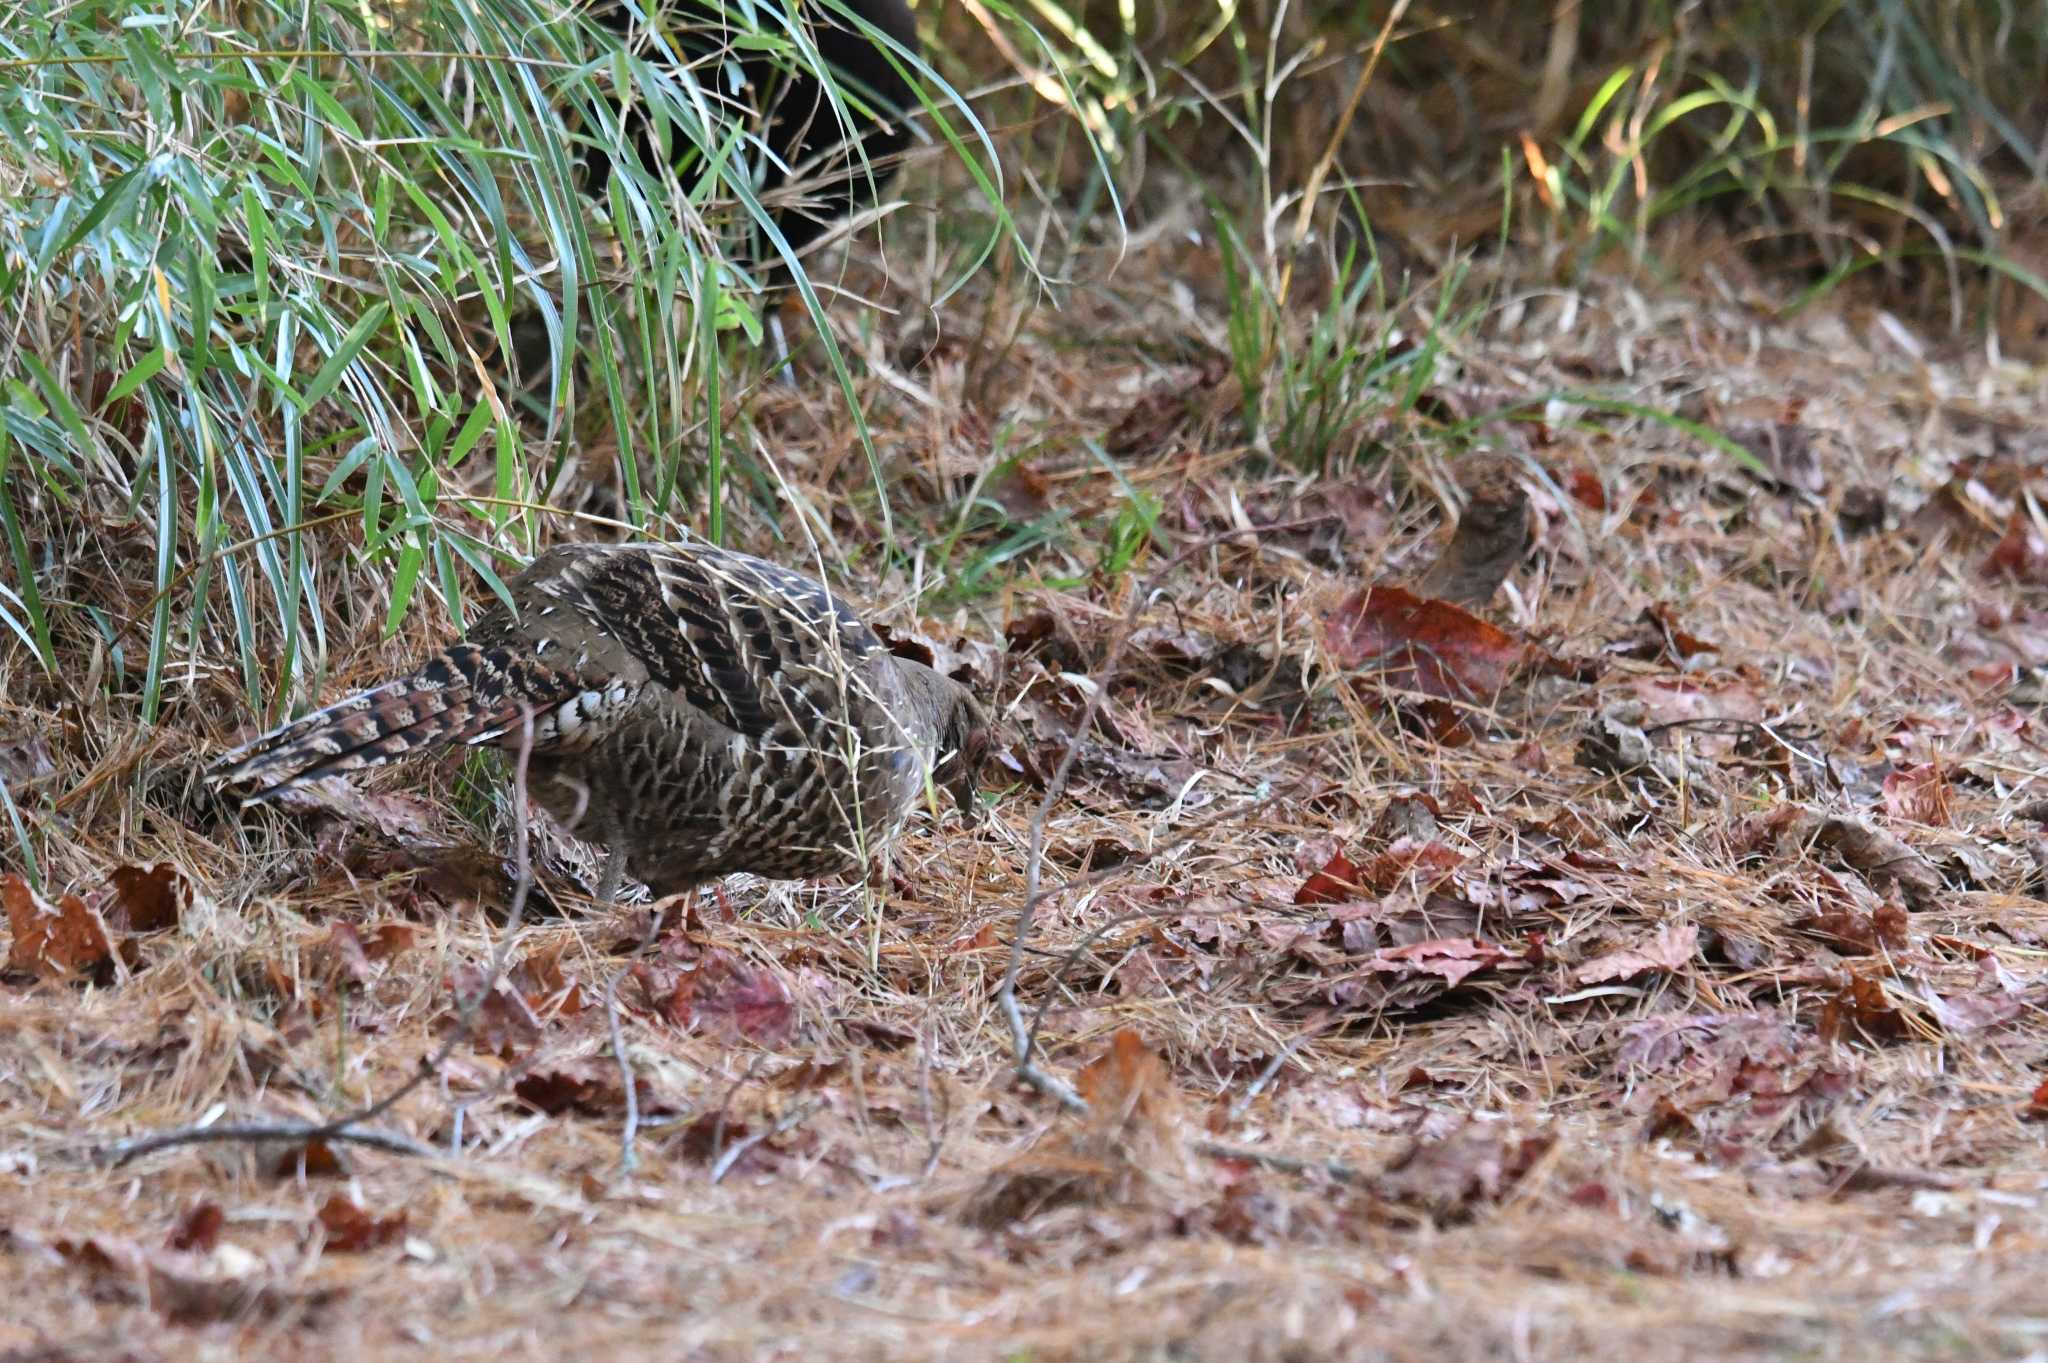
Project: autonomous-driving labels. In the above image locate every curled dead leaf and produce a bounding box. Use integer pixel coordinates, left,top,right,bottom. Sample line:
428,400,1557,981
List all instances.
3,874,117,981
1572,922,1698,985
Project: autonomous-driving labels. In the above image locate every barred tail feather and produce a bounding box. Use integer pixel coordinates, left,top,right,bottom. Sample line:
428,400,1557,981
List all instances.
211,644,575,800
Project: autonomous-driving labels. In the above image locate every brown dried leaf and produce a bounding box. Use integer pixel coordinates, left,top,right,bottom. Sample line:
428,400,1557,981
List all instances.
1982,509,2048,585
316,1194,407,1252
164,1202,224,1253
1573,922,1699,985
508,939,587,1017
270,1139,345,1179
317,923,376,988
1882,763,1952,827
514,1060,670,1118
1294,849,1366,906
665,949,795,1046
1366,937,1509,988
1801,899,1909,955
105,863,189,933
3,874,116,981
448,965,543,1057
1414,490,1533,608
1324,585,1562,703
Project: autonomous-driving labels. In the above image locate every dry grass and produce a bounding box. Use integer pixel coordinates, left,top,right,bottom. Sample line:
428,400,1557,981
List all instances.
7,167,2048,1362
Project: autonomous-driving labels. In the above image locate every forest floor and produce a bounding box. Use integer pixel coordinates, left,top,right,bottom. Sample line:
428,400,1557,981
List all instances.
6,196,2048,1362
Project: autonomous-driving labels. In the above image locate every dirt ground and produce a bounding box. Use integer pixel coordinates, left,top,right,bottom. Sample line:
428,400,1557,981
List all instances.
6,191,2048,1362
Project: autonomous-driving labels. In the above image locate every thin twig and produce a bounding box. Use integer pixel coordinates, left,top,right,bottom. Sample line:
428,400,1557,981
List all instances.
1191,1139,1365,1185
606,905,667,1175
709,1099,823,1184
101,709,543,1168
98,1120,439,1165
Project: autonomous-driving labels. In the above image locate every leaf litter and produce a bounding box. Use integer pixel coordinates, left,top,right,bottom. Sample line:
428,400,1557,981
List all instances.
7,210,2048,1363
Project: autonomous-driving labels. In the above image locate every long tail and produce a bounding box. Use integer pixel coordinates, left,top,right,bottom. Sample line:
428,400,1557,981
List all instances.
211,643,580,801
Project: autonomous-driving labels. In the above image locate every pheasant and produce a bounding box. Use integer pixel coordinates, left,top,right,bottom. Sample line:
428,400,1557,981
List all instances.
213,541,990,902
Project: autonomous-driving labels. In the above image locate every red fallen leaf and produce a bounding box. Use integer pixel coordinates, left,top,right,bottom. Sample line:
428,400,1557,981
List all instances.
513,1060,671,1118
165,1201,224,1253
3,873,116,981
1294,849,1365,905
1818,971,1907,1042
1323,585,1579,704
1295,840,1464,906
949,922,1002,952
2023,1079,2048,1122
1882,763,1951,827
316,1194,407,1252
105,863,189,933
1367,937,1507,987
1612,604,1719,663
665,949,794,1045
1356,840,1464,894
1075,1029,1177,1154
1802,899,1909,955
1982,509,2048,584
1572,922,1699,985
363,923,416,961
271,1139,344,1179
507,940,586,1017
1565,466,1608,511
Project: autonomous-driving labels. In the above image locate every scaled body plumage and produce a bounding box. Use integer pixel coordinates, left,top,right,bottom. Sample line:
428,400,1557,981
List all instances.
215,541,987,896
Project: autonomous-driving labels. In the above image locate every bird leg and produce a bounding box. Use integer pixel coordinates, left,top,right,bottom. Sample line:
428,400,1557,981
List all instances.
596,842,629,909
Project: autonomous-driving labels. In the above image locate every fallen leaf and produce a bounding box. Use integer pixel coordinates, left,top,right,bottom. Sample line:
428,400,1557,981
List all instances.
1075,1028,1177,1158
1818,971,1907,1042
1611,604,1719,663
270,1139,345,1179
1572,922,1699,984
1882,764,1952,827
1982,509,2048,585
316,1194,407,1252
363,922,416,960
3,874,116,981
104,863,189,933
514,1060,671,1118
1564,466,1608,511
1294,849,1366,905
1366,936,1509,988
664,949,795,1046
1800,899,1909,955
1738,806,1943,910
508,939,587,1017
317,923,376,989
1324,585,1568,704
164,1202,223,1253
1414,490,1533,608
447,965,542,1057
